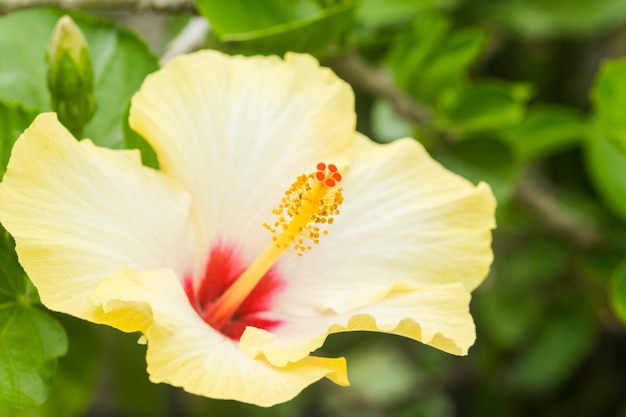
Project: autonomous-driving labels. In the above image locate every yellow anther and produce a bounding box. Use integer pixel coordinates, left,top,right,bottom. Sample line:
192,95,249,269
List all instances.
263,165,343,255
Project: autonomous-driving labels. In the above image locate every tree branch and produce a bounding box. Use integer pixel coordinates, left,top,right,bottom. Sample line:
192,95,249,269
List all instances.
328,49,432,126
514,171,602,249
160,16,209,66
0,0,195,13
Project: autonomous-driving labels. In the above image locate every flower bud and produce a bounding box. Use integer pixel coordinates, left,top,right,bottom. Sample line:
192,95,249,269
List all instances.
46,16,95,137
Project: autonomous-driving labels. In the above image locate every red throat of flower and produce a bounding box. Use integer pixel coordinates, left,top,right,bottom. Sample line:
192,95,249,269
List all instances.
184,163,344,340
183,245,284,340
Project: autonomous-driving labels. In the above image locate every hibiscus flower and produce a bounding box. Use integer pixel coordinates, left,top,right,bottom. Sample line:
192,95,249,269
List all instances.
0,50,495,406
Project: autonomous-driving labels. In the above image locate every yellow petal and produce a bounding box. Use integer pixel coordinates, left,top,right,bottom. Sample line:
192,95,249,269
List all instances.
238,133,495,365
129,51,356,276
0,113,193,324
92,269,349,407
270,133,495,316
241,282,475,367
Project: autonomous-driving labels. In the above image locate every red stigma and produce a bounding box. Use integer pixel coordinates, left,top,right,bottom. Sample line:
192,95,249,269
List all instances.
315,162,342,187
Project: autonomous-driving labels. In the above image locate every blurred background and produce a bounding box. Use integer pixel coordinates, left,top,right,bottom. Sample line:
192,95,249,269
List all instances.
1,0,626,416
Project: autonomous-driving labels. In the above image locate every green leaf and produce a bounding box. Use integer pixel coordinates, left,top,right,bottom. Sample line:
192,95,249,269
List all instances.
503,237,569,289
509,305,595,394
591,58,626,155
489,0,626,37
0,8,158,149
503,105,587,162
584,132,626,222
386,14,487,105
477,288,542,349
0,101,38,178
106,329,168,415
435,137,518,202
196,0,358,57
397,395,455,417
387,13,452,93
417,28,488,104
122,101,158,169
0,228,68,409
610,260,626,325
370,99,414,143
196,0,301,35
441,80,532,133
343,341,420,406
0,316,101,417
476,237,568,349
357,0,457,28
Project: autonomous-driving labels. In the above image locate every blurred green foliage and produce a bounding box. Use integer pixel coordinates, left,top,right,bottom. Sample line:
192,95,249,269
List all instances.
592,59,626,154
484,0,626,37
0,0,626,416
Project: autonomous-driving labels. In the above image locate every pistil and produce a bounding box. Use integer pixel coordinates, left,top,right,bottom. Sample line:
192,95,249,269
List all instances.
205,163,344,331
